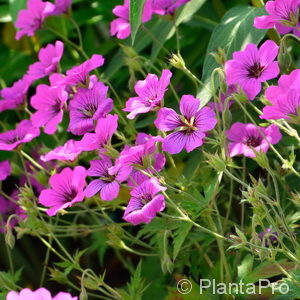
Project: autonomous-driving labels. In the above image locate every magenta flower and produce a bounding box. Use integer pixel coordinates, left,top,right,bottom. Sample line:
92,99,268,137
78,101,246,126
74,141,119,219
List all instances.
0,76,32,112
0,192,26,232
15,0,55,40
123,69,172,119
123,178,166,225
39,166,87,216
110,0,153,39
153,0,191,15
30,84,68,134
41,139,83,162
226,123,282,158
63,54,105,87
84,156,129,201
0,161,11,181
50,0,72,15
27,41,64,81
225,40,280,100
254,0,300,37
261,88,300,120
154,95,217,154
68,82,113,135
78,114,119,151
260,69,300,120
0,120,40,151
7,288,77,300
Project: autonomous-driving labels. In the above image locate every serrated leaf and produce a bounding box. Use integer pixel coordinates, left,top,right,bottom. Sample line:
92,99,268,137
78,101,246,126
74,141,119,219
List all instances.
130,0,146,45
198,6,267,106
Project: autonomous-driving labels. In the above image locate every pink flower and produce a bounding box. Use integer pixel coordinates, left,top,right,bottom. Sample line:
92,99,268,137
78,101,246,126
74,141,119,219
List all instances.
261,88,300,120
254,0,300,37
15,0,55,40
39,166,87,216
225,40,280,100
153,0,191,15
123,178,166,225
110,0,153,39
0,120,40,151
30,84,68,134
50,0,72,15
41,139,82,162
84,156,129,201
154,95,217,154
68,82,113,135
27,41,64,81
7,288,77,300
123,69,172,119
111,134,165,183
260,69,300,120
226,123,282,158
0,76,32,112
78,114,119,151
41,114,118,162
0,161,11,181
63,54,104,87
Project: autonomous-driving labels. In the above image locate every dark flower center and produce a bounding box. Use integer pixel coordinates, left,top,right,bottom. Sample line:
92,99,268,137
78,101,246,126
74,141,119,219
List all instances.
63,189,78,203
5,136,21,144
247,63,265,78
244,136,261,147
179,117,198,134
141,193,153,205
82,103,97,118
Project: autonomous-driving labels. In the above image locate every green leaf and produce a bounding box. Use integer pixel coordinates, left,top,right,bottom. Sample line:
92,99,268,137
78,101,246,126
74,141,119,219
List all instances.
130,0,146,45
9,0,26,23
0,5,11,22
173,223,193,260
237,254,254,280
198,6,267,106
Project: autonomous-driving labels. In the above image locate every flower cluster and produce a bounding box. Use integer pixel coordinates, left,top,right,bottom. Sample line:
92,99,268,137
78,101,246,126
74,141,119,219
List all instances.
15,0,72,40
110,0,191,39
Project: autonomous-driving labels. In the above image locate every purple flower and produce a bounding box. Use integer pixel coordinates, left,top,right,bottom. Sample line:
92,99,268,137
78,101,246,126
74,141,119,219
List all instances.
39,166,87,216
254,0,300,37
0,120,40,151
123,178,166,225
260,69,300,120
7,288,77,300
15,0,55,40
41,139,83,162
258,228,278,246
30,84,68,134
110,0,153,39
0,192,26,232
261,88,300,120
27,41,64,81
225,40,280,100
78,114,119,151
84,156,129,201
153,0,191,15
63,54,105,87
68,82,113,135
0,161,11,181
0,76,32,113
123,69,172,119
154,95,217,154
50,0,72,15
111,134,165,182
226,122,282,158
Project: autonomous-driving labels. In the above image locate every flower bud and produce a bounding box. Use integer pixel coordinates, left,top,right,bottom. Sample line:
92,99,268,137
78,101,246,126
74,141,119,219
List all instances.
169,53,186,70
